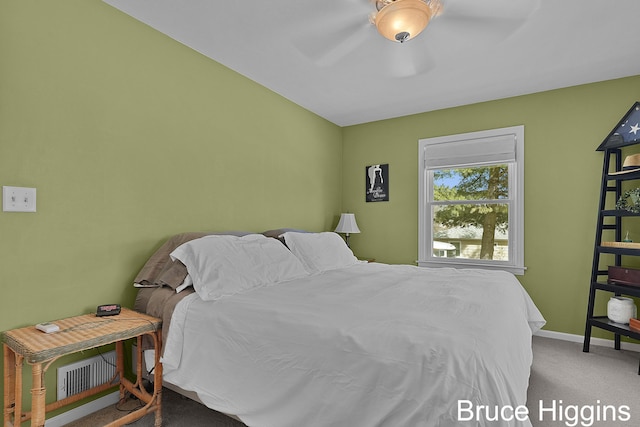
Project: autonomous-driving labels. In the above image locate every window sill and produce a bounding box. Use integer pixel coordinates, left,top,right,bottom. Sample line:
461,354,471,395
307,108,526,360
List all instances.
416,260,526,276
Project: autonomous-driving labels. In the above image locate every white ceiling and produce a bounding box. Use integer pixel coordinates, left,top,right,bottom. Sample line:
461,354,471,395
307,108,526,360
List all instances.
103,0,640,127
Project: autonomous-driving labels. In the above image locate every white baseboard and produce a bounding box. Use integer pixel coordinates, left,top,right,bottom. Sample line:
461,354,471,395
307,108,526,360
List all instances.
44,391,120,427
535,329,640,353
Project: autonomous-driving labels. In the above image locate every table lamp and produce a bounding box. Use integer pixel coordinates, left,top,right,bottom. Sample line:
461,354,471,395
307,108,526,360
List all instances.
334,213,360,248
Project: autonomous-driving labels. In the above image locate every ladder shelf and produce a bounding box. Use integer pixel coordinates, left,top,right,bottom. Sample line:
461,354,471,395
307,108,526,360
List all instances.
583,101,640,374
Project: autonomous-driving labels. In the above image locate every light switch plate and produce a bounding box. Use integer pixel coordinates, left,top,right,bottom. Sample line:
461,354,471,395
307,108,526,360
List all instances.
3,186,36,212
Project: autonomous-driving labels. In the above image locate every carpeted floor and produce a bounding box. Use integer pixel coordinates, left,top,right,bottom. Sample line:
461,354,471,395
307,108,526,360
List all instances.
65,335,640,426
527,336,639,426
63,387,246,427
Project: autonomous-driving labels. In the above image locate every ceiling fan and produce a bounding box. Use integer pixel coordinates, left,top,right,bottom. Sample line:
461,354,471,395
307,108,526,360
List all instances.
371,0,443,43
293,0,540,77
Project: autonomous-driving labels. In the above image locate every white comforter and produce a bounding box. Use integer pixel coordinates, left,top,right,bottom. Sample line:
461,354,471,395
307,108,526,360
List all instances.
162,263,545,427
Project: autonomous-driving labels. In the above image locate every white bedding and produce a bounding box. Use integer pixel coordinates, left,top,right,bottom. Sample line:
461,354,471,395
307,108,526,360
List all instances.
161,262,545,427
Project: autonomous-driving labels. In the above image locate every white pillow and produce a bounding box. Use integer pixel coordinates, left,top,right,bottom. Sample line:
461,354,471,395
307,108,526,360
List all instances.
175,274,193,293
281,232,359,274
170,234,308,301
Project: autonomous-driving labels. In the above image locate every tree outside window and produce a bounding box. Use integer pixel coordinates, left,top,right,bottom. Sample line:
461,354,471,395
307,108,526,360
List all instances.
433,165,509,260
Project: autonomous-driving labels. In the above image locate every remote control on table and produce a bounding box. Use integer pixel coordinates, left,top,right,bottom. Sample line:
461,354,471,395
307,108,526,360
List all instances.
35,322,60,333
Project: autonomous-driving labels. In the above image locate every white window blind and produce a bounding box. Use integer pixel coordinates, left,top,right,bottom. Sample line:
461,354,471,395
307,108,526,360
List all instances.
424,133,516,169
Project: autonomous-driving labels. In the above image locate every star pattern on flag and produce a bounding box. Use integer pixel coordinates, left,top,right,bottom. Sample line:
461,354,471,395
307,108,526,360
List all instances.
597,102,640,150
613,105,640,143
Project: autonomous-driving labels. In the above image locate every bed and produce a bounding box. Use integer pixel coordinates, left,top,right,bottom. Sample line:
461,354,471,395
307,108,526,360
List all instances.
133,230,545,427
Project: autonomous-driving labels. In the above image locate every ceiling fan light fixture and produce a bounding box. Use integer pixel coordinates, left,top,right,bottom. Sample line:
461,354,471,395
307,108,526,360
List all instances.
373,0,441,43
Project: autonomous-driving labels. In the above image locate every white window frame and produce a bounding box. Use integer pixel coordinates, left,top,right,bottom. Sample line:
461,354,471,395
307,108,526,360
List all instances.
418,125,525,275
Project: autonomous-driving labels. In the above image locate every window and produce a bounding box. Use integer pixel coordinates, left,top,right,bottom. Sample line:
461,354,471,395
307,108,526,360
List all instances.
418,126,525,275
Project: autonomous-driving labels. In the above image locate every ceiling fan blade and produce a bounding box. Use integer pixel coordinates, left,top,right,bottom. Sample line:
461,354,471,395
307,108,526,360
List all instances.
306,22,373,67
437,14,525,42
335,35,436,79
382,41,437,78
437,0,540,39
290,1,374,66
442,0,541,21
420,0,540,58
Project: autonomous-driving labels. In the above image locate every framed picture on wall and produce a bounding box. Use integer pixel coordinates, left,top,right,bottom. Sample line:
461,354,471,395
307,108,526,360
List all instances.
366,163,389,202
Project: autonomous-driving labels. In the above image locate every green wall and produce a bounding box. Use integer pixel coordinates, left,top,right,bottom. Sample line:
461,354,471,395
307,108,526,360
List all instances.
2,0,640,423
0,0,342,414
342,75,640,337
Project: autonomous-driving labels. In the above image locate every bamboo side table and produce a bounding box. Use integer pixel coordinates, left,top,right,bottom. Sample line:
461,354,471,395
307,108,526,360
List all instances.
2,308,162,427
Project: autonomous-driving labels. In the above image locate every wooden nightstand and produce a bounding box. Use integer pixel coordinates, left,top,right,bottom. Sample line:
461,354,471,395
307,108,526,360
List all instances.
2,308,162,427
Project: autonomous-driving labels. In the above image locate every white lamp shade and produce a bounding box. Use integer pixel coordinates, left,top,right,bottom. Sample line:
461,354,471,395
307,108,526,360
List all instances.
335,213,361,234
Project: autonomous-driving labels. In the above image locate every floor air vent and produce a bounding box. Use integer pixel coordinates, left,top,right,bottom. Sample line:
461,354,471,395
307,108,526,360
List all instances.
57,351,117,400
